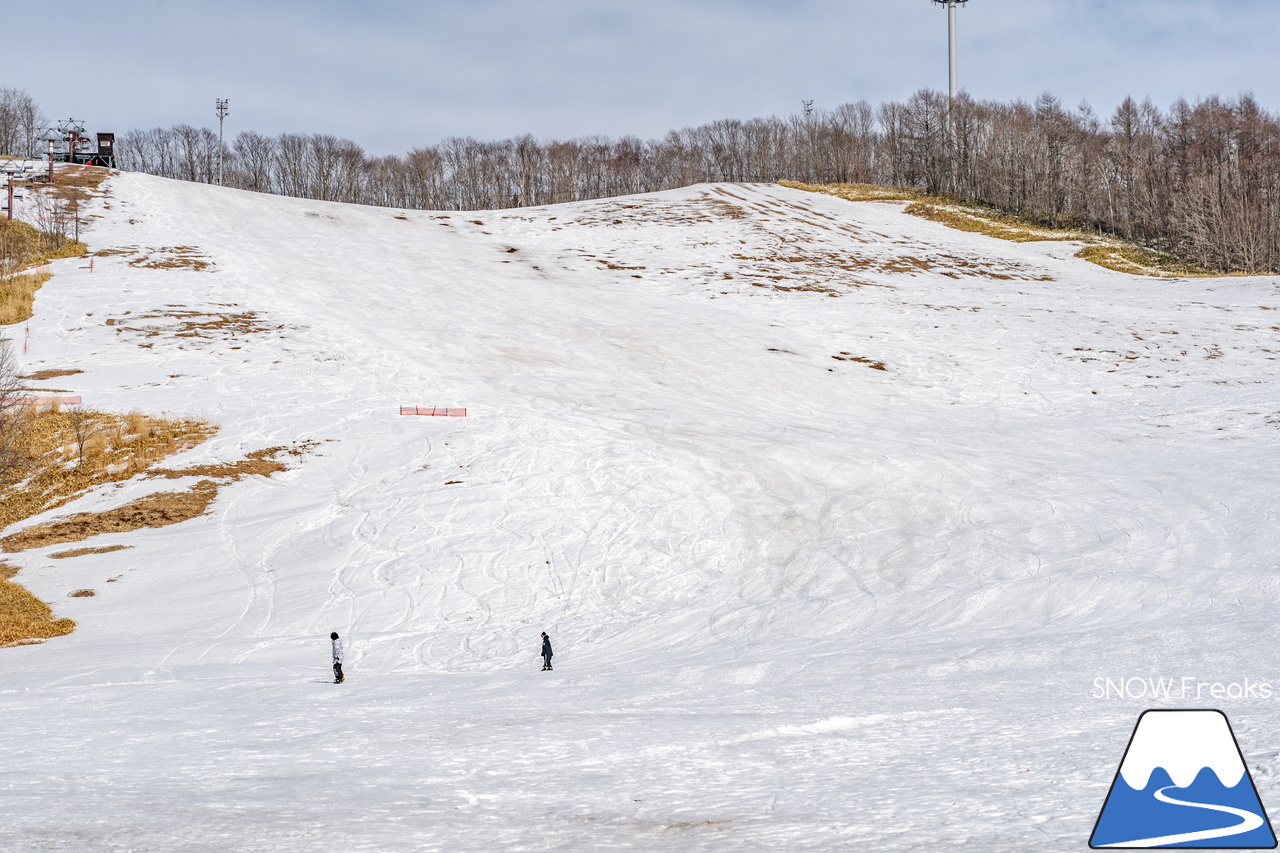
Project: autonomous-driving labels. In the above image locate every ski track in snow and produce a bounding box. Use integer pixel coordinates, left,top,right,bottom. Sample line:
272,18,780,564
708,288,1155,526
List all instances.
2,174,1280,850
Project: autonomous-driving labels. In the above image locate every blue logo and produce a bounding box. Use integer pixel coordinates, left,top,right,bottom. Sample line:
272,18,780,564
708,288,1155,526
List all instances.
1091,709,1276,848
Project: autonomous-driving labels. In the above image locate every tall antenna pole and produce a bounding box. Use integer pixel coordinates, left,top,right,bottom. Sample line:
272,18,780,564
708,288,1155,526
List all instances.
215,98,229,186
932,0,968,102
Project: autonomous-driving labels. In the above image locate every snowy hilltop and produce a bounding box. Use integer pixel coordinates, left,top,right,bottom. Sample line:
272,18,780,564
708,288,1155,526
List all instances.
2,171,1279,851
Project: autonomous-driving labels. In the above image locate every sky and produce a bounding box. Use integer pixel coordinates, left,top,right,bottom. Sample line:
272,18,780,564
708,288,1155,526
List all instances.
9,0,1279,156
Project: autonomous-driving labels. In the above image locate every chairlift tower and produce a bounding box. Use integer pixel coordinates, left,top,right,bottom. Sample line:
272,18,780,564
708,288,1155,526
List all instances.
56,118,88,162
4,167,24,221
932,0,968,102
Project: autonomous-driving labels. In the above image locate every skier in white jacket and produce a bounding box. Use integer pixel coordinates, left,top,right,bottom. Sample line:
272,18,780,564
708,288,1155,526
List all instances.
331,632,345,683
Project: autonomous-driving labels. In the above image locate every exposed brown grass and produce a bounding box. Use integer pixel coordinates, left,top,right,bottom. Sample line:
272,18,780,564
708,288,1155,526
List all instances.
904,202,1084,244
0,271,52,325
50,544,131,559
832,353,887,370
783,180,1232,278
779,180,928,203
68,589,96,598
108,307,281,346
3,480,221,552
1,443,304,554
0,218,88,324
20,369,82,381
94,246,214,271
572,195,758,228
0,409,219,535
724,243,1049,289
30,165,111,205
0,561,76,647
1073,244,1226,278
130,247,213,271
0,217,89,265
148,446,293,480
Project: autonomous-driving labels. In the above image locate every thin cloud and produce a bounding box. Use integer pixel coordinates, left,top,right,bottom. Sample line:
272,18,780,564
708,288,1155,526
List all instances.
9,0,1277,155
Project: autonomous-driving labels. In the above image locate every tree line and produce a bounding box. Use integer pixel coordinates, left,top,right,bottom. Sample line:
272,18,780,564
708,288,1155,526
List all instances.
0,88,45,161
12,87,1279,273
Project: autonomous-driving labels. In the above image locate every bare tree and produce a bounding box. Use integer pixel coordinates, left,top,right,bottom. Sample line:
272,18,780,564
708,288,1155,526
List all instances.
0,338,31,485
0,88,46,158
63,405,99,470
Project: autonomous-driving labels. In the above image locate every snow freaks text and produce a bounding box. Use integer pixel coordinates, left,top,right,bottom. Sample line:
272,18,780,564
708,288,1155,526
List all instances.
1092,677,1274,700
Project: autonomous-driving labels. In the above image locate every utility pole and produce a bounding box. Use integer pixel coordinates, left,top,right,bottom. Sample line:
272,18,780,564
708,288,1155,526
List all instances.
215,98,229,186
801,100,814,119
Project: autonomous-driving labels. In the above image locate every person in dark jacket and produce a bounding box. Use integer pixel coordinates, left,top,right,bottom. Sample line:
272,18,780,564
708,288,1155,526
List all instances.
331,632,345,683
541,632,553,671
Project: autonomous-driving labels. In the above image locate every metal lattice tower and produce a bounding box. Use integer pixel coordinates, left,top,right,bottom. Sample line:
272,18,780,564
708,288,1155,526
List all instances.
932,0,969,101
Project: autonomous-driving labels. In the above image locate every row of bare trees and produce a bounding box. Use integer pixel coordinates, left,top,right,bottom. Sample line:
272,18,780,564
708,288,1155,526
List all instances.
0,88,45,160
113,90,1280,273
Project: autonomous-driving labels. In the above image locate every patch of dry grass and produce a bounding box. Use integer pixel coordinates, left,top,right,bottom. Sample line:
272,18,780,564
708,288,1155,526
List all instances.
1073,244,1225,278
0,409,218,536
725,244,1049,289
1,218,89,324
904,203,1085,244
832,353,887,370
95,246,214,271
0,426,303,642
69,589,95,597
107,306,282,347
2,480,221,552
779,180,928,203
19,369,83,381
0,561,75,647
35,165,111,203
148,446,295,480
1,443,304,554
572,195,757,228
1,218,88,266
0,271,52,325
49,544,131,559
783,180,1235,278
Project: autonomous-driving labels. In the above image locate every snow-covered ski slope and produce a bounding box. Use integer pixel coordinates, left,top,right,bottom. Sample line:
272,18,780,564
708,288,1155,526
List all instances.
4,173,1280,851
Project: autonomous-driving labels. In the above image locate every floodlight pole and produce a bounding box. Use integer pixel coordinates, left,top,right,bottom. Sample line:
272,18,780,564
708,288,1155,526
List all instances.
215,98,229,185
948,3,958,100
932,0,967,102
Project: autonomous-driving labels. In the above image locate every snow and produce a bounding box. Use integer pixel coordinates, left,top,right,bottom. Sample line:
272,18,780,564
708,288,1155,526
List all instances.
1119,711,1245,791
3,172,1280,850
